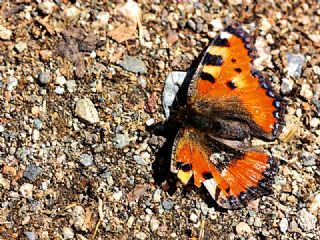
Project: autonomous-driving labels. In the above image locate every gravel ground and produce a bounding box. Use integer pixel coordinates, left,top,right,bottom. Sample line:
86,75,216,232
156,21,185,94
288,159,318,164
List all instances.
0,0,319,239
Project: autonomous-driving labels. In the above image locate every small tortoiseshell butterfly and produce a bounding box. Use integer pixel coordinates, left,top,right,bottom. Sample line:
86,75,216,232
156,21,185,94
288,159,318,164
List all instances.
170,22,286,209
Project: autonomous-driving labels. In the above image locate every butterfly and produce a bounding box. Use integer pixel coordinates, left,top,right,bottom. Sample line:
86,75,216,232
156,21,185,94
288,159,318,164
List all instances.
169,22,286,209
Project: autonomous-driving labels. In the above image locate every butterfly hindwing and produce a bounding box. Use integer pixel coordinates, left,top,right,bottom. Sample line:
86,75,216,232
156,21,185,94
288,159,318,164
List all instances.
187,22,285,140
171,126,279,209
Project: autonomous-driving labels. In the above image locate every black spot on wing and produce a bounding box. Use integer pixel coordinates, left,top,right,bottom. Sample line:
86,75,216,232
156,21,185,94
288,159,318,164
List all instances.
234,68,242,73
202,172,213,180
213,35,229,47
200,72,215,83
227,81,237,89
203,54,223,66
176,162,192,172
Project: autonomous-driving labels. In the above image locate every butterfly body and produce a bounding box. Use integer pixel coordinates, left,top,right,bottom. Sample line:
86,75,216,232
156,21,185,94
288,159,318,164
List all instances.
170,22,285,209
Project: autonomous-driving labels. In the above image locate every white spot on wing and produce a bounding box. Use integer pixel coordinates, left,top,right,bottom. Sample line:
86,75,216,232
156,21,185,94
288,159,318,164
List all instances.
220,31,232,39
203,179,218,199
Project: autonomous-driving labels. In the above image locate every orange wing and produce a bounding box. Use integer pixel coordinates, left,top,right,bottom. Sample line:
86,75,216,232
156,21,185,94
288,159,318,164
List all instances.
187,22,285,140
171,127,278,209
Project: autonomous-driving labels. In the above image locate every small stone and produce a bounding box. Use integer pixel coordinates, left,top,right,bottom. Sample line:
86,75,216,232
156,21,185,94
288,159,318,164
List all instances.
55,86,65,95
187,19,196,31
0,124,4,132
145,118,154,126
38,0,56,15
75,98,100,124
113,191,122,201
56,75,66,85
24,164,42,181
189,213,199,223
253,217,262,227
297,208,317,232
280,78,294,95
79,153,93,167
153,189,161,202
162,71,187,118
71,206,86,231
24,231,37,240
114,134,130,148
235,222,251,235
210,19,223,30
62,227,74,239
32,129,40,142
119,55,147,74
6,76,18,91
65,6,81,19
300,84,313,101
138,76,147,88
279,218,289,233
15,42,27,53
0,25,12,40
38,71,51,84
301,151,317,166
19,183,34,198
39,50,52,61
96,12,109,25
34,119,42,130
66,80,77,93
133,155,147,166
310,118,320,128
286,53,305,78
150,218,160,232
127,215,135,228
135,232,147,240
162,199,173,211
308,194,320,214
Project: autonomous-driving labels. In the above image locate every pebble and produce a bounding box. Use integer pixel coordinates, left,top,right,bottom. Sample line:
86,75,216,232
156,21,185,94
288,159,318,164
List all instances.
56,75,66,85
300,84,313,101
34,119,42,130
75,98,100,124
55,86,65,95
162,199,173,211
145,118,154,126
138,76,147,88
64,6,81,19
210,19,223,30
38,71,51,84
187,19,196,31
279,218,289,233
308,194,320,214
135,232,147,240
96,12,109,25
62,227,74,239
0,25,12,40
310,118,320,128
153,189,161,202
286,53,305,78
114,134,130,149
24,231,37,240
38,0,56,15
235,222,251,235
19,183,34,198
66,80,77,92
189,213,199,223
119,55,147,74
15,42,27,53
254,218,262,227
150,218,160,232
301,151,317,166
32,129,40,142
6,76,18,91
71,206,86,231
0,124,4,132
127,216,135,228
24,165,42,181
162,71,187,118
113,191,122,201
280,78,294,95
297,208,317,232
79,153,93,167
133,155,147,165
